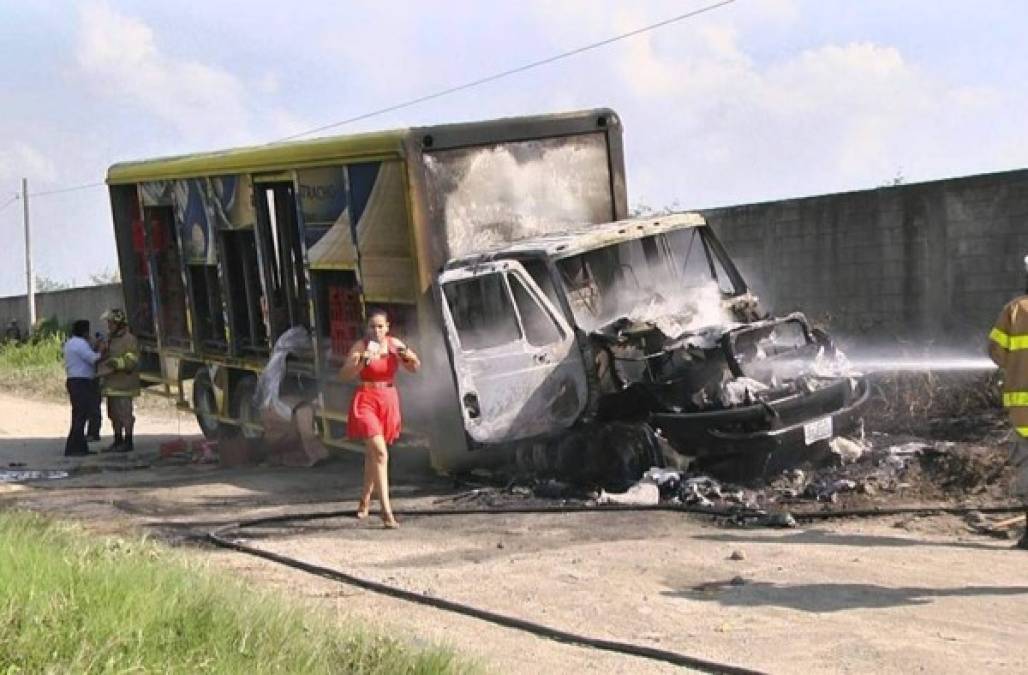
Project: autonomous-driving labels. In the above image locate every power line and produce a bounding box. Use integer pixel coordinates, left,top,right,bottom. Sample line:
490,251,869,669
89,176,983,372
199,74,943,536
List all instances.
0,195,19,214
276,0,737,142
14,0,737,197
28,181,106,197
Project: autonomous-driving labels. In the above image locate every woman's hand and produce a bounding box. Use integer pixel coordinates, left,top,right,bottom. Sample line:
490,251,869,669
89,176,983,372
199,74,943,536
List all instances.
396,344,420,372
339,341,367,381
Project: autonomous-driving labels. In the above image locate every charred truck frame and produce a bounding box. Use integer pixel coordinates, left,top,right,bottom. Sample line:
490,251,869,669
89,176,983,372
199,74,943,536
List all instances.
106,108,866,483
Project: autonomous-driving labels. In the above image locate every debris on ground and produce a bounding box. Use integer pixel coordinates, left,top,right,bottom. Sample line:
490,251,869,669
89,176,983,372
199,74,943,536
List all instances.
0,469,69,482
443,370,1017,533
159,437,218,464
597,481,660,506
829,437,868,464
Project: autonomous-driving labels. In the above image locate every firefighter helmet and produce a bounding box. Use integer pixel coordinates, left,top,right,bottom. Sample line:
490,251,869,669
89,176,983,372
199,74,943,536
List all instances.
101,308,127,326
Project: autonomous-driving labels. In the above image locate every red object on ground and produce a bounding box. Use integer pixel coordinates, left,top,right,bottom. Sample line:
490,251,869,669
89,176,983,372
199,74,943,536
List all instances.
159,438,190,458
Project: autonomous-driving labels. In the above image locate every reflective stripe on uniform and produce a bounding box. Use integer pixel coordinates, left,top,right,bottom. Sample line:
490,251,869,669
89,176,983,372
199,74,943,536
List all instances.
1003,391,1028,407
1016,426,1028,437
990,327,1028,351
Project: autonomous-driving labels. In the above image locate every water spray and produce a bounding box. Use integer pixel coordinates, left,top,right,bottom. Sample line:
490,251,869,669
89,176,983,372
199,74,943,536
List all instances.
847,356,997,373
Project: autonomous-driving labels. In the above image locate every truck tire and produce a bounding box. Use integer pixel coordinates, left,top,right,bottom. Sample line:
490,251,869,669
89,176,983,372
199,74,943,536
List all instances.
192,369,220,440
592,422,661,490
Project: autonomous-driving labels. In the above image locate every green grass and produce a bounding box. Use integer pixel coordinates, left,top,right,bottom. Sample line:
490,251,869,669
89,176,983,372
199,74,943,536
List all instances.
0,334,66,399
0,511,466,674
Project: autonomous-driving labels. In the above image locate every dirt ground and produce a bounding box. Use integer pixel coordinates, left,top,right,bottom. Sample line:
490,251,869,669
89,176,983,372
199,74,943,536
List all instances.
2,390,1028,674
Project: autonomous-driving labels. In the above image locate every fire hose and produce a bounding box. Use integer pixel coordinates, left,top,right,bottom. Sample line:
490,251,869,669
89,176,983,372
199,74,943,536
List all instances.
203,501,1024,674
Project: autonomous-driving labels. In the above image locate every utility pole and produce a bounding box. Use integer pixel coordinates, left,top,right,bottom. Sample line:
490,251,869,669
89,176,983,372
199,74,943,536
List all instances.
22,178,35,331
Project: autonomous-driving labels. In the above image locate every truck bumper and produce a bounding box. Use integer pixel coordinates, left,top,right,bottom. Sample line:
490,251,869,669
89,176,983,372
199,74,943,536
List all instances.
650,377,870,482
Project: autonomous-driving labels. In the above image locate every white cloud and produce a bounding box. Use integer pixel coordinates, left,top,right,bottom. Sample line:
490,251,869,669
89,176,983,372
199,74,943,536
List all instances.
610,22,1011,205
0,142,58,184
75,2,251,144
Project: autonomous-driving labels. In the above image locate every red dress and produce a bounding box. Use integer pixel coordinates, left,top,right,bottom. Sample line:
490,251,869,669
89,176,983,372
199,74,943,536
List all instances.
347,337,402,444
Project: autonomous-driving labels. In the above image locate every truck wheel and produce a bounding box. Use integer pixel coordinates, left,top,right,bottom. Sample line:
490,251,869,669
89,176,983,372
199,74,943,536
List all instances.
515,441,554,477
233,375,263,441
596,422,659,490
192,369,220,440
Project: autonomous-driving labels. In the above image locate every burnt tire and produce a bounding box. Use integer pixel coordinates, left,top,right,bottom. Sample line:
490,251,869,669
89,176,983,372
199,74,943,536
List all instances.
592,422,661,490
192,368,220,440
515,441,556,477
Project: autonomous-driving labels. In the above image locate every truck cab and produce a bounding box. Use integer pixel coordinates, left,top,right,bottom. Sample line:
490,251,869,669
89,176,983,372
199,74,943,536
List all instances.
437,213,868,483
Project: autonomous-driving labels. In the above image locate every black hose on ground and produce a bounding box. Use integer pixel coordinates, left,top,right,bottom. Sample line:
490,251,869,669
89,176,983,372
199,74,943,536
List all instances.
203,500,1021,674
209,500,1026,532
206,523,765,674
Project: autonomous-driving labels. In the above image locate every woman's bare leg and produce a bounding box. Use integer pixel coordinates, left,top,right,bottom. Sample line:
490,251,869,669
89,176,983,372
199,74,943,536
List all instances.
357,438,376,517
368,434,397,527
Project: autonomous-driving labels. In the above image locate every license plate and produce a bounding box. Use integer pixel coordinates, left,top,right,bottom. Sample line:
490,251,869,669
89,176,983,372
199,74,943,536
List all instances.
803,417,833,445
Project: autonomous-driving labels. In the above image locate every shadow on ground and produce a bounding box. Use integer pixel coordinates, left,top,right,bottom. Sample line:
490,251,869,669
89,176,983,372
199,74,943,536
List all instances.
664,580,1028,613
0,432,454,523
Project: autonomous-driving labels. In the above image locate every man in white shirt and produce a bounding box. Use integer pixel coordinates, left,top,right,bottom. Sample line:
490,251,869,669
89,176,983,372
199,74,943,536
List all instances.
64,319,101,456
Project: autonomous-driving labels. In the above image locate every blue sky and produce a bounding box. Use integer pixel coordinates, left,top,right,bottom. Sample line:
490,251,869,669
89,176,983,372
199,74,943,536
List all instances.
1,0,1026,296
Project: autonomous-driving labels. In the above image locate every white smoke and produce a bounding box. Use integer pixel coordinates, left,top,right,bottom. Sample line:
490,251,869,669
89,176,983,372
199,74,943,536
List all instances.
423,135,614,258
625,281,737,337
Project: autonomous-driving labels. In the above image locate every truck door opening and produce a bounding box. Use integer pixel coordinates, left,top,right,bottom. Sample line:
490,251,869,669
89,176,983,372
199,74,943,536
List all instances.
222,229,268,353
143,206,189,347
255,182,309,340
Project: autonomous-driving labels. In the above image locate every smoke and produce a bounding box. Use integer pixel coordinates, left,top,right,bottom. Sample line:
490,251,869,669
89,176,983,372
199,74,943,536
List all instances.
422,134,614,258
624,281,737,338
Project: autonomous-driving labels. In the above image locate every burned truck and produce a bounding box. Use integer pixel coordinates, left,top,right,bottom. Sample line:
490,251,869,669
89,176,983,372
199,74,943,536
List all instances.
437,212,869,483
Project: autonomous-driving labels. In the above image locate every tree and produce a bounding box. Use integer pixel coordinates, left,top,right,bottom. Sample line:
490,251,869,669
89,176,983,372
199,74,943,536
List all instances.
88,268,121,285
34,275,72,292
630,199,683,218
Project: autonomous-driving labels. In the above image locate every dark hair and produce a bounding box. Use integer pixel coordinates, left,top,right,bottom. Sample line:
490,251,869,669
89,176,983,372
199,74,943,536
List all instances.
71,319,90,338
367,308,389,323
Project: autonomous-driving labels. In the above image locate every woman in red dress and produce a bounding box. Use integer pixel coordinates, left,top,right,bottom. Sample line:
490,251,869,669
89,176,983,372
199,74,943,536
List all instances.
342,309,420,528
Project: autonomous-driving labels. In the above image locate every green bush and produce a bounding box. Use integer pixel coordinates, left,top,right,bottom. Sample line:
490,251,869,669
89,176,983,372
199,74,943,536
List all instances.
0,332,65,398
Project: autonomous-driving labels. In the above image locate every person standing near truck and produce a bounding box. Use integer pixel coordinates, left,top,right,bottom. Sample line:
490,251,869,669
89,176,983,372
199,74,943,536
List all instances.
63,319,101,456
341,309,420,529
987,255,1028,550
97,308,140,453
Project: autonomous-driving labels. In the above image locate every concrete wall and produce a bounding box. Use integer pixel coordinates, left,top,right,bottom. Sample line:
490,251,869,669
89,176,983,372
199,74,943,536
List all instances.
0,283,124,335
702,168,1028,347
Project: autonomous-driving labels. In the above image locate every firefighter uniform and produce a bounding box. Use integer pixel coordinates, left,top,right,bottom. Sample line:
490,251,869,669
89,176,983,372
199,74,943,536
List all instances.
99,309,140,452
988,294,1028,549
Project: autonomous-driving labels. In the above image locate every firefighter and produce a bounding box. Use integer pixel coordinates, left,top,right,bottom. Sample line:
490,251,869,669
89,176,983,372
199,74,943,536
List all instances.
97,308,140,453
988,255,1028,550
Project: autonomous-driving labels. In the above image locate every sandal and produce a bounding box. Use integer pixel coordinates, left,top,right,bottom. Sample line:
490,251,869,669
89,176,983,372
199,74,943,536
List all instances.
355,501,370,519
382,517,399,529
